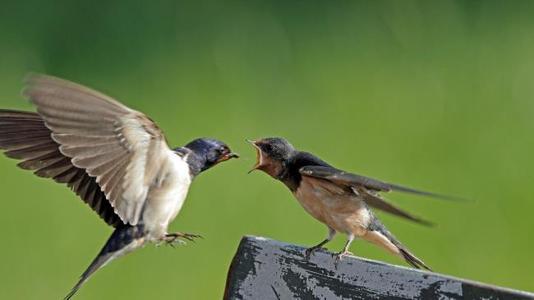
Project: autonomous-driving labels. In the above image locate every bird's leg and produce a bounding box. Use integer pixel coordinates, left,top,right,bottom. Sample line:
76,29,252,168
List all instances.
304,227,336,258
334,234,355,263
162,232,203,247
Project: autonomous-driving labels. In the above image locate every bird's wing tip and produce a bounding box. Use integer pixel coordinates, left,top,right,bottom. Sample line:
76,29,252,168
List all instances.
419,219,436,227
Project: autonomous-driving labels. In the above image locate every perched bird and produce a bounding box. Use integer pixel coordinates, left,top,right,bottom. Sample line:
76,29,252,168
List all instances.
248,137,457,270
0,74,238,299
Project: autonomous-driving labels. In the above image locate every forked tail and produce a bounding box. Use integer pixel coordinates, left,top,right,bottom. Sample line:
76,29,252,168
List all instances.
398,246,432,271
367,216,432,271
64,225,146,299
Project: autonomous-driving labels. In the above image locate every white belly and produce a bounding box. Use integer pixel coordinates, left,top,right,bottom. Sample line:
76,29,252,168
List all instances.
141,152,192,239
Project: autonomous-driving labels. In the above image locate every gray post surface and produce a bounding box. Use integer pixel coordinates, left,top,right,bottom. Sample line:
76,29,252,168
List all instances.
224,236,534,300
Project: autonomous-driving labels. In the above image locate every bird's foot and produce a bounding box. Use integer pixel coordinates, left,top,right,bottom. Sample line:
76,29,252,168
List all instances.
304,246,324,259
334,250,354,264
162,232,203,247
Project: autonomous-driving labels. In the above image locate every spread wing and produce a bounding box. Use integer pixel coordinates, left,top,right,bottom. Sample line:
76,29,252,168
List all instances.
12,73,172,226
0,109,121,226
299,165,441,225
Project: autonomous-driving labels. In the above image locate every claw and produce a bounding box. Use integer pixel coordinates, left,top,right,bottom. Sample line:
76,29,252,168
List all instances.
304,246,322,259
162,232,203,247
334,250,354,264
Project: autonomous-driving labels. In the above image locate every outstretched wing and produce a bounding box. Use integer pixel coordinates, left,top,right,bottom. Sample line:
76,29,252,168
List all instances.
0,109,121,226
299,165,439,225
18,74,171,225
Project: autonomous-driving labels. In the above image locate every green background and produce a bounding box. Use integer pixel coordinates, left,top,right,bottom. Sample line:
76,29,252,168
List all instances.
1,1,533,299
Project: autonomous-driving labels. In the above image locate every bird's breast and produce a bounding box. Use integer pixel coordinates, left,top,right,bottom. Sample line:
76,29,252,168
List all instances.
293,177,371,235
142,152,192,239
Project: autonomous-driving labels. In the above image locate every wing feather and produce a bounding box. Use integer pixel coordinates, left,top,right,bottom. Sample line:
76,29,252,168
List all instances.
54,167,80,184
299,165,437,225
34,157,76,178
5,142,58,160
299,165,460,200
23,74,169,225
24,73,130,112
358,188,433,226
53,134,119,147
0,109,121,227
18,150,64,170
0,135,53,149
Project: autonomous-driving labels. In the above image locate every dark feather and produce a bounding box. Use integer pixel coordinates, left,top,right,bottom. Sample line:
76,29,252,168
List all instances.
5,142,58,159
64,225,146,299
398,247,432,271
359,189,434,226
299,165,463,201
298,163,439,225
368,217,432,271
0,109,121,227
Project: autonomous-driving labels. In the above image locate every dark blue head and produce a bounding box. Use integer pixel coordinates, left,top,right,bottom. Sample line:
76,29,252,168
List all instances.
181,138,238,175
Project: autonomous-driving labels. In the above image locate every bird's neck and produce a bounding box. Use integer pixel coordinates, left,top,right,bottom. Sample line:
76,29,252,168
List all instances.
279,151,322,192
174,147,206,177
277,155,300,191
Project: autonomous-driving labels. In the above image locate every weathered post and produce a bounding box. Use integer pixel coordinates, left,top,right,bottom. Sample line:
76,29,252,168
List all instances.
225,236,534,300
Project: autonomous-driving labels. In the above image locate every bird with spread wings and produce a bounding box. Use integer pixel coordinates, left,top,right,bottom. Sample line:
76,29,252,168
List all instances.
0,74,238,299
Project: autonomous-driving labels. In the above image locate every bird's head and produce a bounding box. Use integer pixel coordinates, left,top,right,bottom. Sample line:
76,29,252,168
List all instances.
247,137,295,178
183,138,239,173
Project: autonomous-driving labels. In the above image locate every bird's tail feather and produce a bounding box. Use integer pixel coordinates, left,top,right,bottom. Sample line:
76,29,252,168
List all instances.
398,246,432,271
64,225,146,300
367,216,432,271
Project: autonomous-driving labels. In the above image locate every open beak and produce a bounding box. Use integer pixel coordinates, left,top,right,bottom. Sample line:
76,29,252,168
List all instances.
246,139,262,173
217,152,239,163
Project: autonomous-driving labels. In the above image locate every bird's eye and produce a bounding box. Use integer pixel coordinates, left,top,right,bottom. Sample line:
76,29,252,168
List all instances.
263,143,273,152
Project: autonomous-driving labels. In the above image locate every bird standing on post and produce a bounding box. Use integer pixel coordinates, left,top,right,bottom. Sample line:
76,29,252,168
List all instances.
248,137,458,270
0,74,239,299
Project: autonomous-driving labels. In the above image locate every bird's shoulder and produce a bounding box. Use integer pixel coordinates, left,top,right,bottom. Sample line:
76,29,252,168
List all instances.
282,151,333,191
291,151,333,169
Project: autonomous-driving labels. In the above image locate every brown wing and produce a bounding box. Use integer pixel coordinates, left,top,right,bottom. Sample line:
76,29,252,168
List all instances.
0,109,121,227
299,165,434,225
355,187,433,226
22,74,171,225
299,165,460,200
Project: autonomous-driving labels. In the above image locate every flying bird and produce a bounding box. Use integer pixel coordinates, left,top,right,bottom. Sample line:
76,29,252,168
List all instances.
0,74,238,299
248,137,458,270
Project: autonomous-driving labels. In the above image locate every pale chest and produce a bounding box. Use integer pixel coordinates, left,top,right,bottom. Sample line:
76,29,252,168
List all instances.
142,153,192,236
293,177,372,235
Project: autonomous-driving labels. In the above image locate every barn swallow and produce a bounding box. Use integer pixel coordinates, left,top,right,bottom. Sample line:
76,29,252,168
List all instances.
248,137,458,270
0,74,238,299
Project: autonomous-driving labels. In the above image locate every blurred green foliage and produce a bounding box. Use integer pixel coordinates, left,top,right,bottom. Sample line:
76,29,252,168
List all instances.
1,0,533,299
